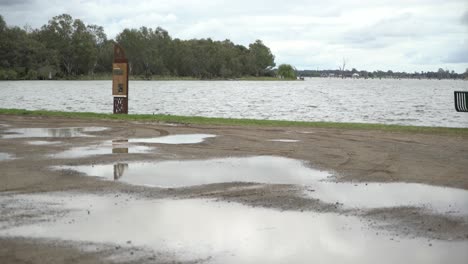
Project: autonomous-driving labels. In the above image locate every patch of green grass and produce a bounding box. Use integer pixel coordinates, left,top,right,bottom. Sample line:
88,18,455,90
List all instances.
1,108,467,135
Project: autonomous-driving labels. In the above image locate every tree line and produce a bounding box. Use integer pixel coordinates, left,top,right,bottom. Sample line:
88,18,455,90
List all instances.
0,14,278,80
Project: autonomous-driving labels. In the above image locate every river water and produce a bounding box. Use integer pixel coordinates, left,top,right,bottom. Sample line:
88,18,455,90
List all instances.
0,79,467,127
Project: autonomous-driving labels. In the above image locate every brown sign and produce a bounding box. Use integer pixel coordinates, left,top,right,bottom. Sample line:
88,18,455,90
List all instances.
112,63,128,96
113,44,129,114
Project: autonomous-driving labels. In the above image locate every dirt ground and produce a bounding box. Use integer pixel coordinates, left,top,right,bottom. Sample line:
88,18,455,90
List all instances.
1,114,467,263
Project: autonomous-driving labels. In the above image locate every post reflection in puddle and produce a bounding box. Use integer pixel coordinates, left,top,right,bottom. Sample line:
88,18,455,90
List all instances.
113,163,128,180
112,139,129,154
52,140,152,158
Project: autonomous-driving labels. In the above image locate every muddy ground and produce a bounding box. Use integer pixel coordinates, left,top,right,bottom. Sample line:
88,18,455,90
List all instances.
0,114,467,263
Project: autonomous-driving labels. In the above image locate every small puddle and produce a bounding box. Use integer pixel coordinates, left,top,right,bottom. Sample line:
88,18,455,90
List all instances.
128,134,215,144
269,139,300,143
55,156,329,187
0,193,466,264
51,140,153,158
0,152,14,161
27,141,62,146
305,182,468,216
1,127,108,139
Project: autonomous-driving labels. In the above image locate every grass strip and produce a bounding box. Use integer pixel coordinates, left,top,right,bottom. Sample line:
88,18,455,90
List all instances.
1,108,467,135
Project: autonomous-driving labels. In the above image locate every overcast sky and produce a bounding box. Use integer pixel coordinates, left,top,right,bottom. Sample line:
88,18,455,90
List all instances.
1,0,467,72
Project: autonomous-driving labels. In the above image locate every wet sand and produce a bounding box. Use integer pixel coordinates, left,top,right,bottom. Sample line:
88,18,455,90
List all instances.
0,114,467,263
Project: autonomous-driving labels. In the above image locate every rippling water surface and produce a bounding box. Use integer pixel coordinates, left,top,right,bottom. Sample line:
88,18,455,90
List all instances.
0,79,467,127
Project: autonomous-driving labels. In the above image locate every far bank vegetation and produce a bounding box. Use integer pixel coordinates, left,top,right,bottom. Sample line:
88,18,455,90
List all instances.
0,14,283,80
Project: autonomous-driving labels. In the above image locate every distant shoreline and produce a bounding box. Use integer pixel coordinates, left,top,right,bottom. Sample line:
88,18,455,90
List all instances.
0,75,466,81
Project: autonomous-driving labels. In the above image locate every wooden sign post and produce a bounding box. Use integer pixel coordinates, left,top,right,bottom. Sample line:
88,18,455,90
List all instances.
112,44,129,114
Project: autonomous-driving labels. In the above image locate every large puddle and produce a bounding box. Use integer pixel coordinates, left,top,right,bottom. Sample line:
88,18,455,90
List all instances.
1,127,108,139
51,140,154,158
55,156,330,187
0,193,466,264
128,134,215,144
55,156,468,215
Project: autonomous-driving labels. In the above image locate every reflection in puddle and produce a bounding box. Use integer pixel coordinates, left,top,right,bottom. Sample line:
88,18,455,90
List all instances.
269,139,300,143
52,140,153,158
27,141,62,146
1,127,108,138
0,193,466,264
0,152,14,161
55,156,468,215
129,134,215,144
113,163,128,180
55,156,329,187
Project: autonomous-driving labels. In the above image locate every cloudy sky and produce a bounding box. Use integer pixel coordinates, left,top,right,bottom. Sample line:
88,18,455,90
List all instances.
1,0,467,72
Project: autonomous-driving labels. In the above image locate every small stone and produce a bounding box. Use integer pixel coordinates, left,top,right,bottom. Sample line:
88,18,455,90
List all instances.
429,243,432,247
126,240,131,244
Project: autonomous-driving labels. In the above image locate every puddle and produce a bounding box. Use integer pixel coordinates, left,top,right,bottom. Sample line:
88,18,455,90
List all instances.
1,127,108,139
305,182,468,216
54,156,329,187
0,152,14,161
0,193,466,264
128,134,215,144
269,139,300,143
55,155,468,216
51,140,153,158
27,141,62,146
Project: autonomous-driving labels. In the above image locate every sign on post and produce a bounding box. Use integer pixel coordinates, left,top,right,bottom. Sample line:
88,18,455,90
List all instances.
112,44,129,114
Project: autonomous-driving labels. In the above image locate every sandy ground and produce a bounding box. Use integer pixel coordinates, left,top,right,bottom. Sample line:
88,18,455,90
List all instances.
0,114,467,263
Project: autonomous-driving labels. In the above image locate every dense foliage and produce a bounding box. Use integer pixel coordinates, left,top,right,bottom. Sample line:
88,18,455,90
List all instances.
0,14,276,80
277,64,296,79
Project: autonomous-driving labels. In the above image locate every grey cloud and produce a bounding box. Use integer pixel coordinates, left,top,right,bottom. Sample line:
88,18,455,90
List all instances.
343,13,417,42
0,0,31,6
0,0,467,72
443,48,468,63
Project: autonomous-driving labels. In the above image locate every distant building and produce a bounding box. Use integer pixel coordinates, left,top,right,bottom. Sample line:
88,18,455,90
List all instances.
352,73,360,78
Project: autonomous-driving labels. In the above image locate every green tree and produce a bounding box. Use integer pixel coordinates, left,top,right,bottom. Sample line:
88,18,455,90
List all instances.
277,64,296,79
249,40,275,76
36,14,99,76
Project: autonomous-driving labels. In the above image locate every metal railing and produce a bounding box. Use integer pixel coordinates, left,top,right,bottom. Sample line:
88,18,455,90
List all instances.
454,91,468,112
